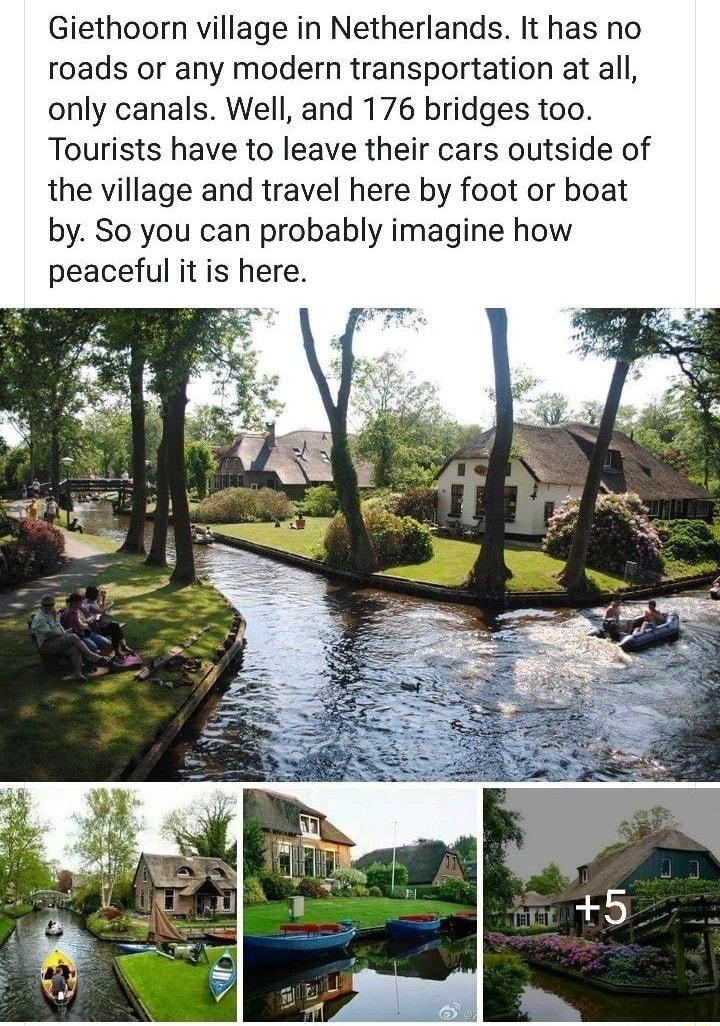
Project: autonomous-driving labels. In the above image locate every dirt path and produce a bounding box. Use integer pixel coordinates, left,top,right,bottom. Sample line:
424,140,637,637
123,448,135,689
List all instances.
0,535,114,619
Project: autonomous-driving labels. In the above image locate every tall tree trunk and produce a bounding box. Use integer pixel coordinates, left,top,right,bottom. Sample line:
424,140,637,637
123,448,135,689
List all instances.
470,309,513,603
165,379,196,585
50,423,60,501
146,412,169,567
119,342,148,555
559,358,631,592
300,308,376,573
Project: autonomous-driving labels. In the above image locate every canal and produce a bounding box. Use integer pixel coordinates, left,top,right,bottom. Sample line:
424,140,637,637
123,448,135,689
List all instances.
244,934,477,1022
516,966,720,1021
0,908,136,1021
76,503,720,783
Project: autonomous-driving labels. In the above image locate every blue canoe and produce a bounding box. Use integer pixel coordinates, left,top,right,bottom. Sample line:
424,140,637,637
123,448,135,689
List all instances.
244,925,357,968
209,949,236,1002
116,943,154,954
619,612,680,652
387,915,442,941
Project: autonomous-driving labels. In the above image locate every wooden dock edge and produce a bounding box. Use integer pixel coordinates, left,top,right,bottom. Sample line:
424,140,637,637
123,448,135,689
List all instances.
107,606,247,782
213,531,719,610
113,957,152,1021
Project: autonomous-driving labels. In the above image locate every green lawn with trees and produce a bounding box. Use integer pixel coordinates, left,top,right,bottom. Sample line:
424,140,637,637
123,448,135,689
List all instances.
0,552,233,779
243,897,465,934
116,946,237,1022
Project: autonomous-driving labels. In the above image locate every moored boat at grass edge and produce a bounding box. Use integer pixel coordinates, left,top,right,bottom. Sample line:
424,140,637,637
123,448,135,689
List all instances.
386,914,442,941
205,928,237,943
244,923,357,968
116,942,154,954
209,948,236,1002
40,948,78,1010
451,909,477,934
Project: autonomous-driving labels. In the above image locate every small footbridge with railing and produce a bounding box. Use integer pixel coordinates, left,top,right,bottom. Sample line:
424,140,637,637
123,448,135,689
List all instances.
27,889,72,907
603,892,720,993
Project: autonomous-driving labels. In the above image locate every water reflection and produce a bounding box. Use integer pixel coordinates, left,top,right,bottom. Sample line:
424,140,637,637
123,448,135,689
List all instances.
244,936,477,1022
75,503,720,782
0,908,135,1021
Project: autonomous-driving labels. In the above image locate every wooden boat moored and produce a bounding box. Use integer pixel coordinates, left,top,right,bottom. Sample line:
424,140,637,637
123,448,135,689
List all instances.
116,942,154,954
244,923,357,968
387,914,442,941
452,909,478,935
40,948,78,1010
209,949,236,1002
205,928,237,944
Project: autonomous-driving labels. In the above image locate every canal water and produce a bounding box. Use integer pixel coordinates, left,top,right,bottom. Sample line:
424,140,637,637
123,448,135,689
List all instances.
0,908,136,1021
516,966,720,1021
243,934,477,1022
75,502,720,782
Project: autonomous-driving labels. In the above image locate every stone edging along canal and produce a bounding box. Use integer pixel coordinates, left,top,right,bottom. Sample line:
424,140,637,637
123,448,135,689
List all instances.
212,532,719,610
113,958,152,1022
524,955,715,997
107,601,247,782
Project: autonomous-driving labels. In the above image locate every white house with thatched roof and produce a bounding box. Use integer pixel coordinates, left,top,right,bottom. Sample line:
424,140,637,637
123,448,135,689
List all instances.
132,853,237,918
436,423,714,541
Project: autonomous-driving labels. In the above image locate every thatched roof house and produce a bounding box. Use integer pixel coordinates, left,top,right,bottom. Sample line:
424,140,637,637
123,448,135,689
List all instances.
354,840,465,887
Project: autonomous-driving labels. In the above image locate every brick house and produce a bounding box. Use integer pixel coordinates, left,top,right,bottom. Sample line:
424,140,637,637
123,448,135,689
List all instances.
244,789,355,882
354,840,466,887
132,853,237,918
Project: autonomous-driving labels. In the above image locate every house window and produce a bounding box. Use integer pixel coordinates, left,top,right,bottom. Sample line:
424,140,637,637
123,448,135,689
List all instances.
450,484,464,517
300,815,320,837
506,464,512,477
277,843,292,877
279,987,295,1008
660,858,672,879
304,846,316,877
325,851,336,876
446,854,456,869
142,867,147,882
504,487,518,523
689,860,700,879
536,912,547,926
517,912,529,927
209,868,225,879
544,501,555,526
140,890,144,909
604,449,621,471
222,889,232,910
176,867,191,878
327,972,341,992
579,867,588,884
164,889,174,911
457,463,466,477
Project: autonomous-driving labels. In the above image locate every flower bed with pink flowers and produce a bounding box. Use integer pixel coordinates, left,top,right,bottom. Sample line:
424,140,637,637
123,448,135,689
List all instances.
484,932,680,989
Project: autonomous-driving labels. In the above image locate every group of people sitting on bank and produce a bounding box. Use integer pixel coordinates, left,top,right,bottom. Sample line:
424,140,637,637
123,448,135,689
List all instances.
30,585,134,682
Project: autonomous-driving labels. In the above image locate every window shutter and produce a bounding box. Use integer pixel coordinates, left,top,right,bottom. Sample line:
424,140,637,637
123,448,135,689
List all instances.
271,842,280,872
318,851,327,878
292,845,302,877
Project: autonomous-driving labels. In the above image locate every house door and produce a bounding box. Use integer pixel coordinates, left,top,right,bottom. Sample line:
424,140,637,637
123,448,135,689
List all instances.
197,894,217,914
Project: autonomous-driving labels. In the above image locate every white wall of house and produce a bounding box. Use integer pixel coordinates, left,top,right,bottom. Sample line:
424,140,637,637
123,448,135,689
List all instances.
436,459,579,539
510,905,560,928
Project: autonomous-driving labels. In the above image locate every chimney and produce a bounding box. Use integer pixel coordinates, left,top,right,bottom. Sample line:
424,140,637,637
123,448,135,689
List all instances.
265,422,276,447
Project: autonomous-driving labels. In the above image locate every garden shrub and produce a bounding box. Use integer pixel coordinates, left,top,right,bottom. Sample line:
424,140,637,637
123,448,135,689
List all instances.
102,906,122,920
296,877,329,898
330,867,367,895
368,886,382,897
544,492,664,575
483,951,530,1020
655,519,720,564
438,878,477,904
0,519,65,586
195,487,259,524
302,484,339,517
243,876,267,906
353,885,369,897
394,486,438,523
415,885,440,899
259,871,296,901
255,487,294,522
324,506,433,570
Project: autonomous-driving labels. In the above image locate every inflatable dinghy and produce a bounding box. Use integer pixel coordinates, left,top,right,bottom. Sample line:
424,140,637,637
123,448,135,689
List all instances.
589,612,680,651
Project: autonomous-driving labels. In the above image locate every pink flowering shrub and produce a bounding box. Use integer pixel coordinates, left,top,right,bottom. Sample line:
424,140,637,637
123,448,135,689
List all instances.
543,492,664,575
484,932,675,986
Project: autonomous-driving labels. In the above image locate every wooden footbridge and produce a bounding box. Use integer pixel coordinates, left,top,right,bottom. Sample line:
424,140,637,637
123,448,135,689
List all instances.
604,892,720,993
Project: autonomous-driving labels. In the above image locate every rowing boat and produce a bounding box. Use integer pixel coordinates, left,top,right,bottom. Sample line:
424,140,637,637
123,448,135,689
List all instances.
40,948,78,1010
244,923,357,968
209,949,236,1002
387,914,441,941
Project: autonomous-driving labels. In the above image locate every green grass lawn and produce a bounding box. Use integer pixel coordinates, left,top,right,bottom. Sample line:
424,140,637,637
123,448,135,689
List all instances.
0,552,233,779
0,917,14,945
116,945,236,1021
2,904,32,919
212,519,626,593
243,897,468,934
57,526,120,552
89,911,236,942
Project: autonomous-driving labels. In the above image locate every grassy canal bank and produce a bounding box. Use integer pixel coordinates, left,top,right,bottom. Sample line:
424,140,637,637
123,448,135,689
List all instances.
211,517,719,595
0,535,234,780
115,946,237,1021
87,910,236,942
243,896,465,934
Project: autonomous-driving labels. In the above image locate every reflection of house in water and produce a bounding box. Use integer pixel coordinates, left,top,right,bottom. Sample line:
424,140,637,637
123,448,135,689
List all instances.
373,941,466,982
252,962,358,1022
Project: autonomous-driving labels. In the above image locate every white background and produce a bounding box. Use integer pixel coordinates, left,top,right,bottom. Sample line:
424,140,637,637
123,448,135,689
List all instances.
0,0,717,307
